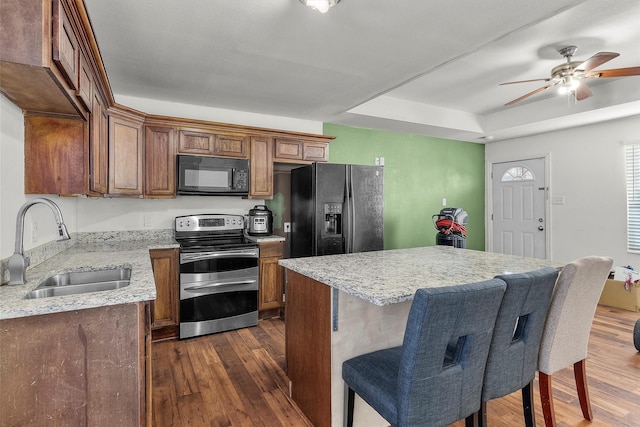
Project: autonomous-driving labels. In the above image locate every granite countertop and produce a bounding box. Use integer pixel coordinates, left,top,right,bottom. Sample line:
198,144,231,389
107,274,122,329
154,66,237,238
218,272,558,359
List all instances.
0,234,178,320
279,245,565,306
245,234,286,243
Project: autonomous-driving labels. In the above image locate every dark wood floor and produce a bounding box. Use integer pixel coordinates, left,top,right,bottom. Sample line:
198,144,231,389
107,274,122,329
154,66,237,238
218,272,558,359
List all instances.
152,305,640,427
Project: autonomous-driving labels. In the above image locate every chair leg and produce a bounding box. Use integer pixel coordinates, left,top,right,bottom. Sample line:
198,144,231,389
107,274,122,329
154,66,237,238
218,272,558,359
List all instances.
539,372,556,427
344,383,355,427
574,359,593,421
521,381,536,427
464,401,486,427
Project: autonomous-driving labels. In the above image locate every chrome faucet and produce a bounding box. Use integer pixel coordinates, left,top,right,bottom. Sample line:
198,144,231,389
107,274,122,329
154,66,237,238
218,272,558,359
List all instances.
8,198,71,285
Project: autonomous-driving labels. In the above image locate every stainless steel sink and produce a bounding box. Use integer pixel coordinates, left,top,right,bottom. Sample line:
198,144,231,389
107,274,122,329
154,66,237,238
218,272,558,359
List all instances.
26,268,131,299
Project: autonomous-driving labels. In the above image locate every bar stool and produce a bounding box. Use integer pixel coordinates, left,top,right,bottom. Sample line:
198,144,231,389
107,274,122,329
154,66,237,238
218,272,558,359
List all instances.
342,279,507,427
465,267,559,427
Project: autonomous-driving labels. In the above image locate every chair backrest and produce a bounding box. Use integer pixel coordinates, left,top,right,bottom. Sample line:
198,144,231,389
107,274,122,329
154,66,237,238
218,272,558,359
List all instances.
396,279,507,426
481,267,559,401
538,256,614,374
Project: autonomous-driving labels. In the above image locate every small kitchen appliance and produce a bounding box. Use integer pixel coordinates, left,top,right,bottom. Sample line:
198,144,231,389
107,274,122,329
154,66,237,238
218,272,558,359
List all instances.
433,207,468,248
175,214,259,339
176,155,249,196
247,205,273,236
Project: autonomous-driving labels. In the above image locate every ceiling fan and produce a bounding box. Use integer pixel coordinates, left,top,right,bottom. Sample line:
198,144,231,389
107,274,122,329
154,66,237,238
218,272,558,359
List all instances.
501,45,640,106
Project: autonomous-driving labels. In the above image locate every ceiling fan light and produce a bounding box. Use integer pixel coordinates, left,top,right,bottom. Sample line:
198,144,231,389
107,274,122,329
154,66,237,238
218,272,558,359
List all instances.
300,0,340,13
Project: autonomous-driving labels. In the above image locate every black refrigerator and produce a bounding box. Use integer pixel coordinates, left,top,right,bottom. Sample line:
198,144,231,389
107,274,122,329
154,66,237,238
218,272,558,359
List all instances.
290,163,384,258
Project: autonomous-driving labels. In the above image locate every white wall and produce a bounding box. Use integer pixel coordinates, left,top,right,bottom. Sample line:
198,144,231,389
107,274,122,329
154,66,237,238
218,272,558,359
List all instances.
0,93,323,259
485,114,640,267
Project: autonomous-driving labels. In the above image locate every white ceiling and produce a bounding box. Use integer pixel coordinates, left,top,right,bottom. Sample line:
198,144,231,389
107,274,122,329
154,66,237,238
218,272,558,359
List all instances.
83,0,640,143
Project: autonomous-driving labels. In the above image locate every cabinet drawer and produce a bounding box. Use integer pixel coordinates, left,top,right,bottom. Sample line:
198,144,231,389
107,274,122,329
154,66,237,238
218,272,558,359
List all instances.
259,241,284,258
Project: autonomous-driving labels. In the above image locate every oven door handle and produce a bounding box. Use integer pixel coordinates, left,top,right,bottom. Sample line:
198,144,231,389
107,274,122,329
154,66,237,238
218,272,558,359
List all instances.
183,279,257,291
180,250,259,263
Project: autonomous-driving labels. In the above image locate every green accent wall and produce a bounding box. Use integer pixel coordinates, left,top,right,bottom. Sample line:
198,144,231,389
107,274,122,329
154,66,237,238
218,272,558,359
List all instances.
324,123,485,250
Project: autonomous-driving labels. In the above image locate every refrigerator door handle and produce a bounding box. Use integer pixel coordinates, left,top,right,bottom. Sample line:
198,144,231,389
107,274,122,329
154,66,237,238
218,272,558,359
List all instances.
347,166,356,254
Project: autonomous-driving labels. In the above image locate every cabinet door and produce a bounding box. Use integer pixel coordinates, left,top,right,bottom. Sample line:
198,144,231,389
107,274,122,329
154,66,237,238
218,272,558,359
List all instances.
275,138,303,161
250,136,274,199
177,129,214,155
149,248,179,341
109,112,144,196
76,52,92,111
90,88,108,194
259,242,284,312
145,126,176,198
303,142,328,162
24,115,86,195
214,133,248,158
52,0,79,90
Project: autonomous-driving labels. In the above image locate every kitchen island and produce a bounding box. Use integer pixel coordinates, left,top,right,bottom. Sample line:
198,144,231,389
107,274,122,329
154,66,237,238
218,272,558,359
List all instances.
0,231,177,426
279,245,564,427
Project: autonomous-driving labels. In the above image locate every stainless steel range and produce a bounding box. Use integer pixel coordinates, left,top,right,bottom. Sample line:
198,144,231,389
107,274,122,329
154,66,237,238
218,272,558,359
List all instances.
175,214,259,339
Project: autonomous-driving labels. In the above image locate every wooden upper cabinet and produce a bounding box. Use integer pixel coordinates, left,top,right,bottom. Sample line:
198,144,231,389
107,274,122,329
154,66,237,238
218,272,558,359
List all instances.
109,110,144,197
90,87,108,194
76,52,92,111
214,133,249,159
274,138,329,163
303,142,328,162
177,129,214,155
145,126,176,198
250,136,274,199
52,0,79,91
24,114,86,196
275,138,304,161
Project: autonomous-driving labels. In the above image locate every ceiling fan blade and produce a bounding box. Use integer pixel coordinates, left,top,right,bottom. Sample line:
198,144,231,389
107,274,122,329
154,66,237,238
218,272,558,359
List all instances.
575,52,619,72
574,81,593,101
500,78,551,85
590,66,640,78
504,84,554,106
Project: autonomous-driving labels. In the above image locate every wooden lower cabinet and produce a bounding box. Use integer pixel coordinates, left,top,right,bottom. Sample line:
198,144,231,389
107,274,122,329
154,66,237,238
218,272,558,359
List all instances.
258,241,284,318
0,302,151,426
149,248,179,341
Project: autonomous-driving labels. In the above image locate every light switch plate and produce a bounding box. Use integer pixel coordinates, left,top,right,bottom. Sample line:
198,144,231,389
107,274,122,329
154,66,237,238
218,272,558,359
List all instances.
284,222,291,232
551,196,565,205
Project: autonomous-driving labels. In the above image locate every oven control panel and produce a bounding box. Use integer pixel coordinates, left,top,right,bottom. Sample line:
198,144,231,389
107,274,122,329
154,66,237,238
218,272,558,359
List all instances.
175,214,244,232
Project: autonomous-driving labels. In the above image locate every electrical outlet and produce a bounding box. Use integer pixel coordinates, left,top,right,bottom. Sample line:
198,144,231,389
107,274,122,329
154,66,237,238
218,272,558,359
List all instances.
442,198,447,207
375,157,380,165
379,157,385,166
284,222,291,232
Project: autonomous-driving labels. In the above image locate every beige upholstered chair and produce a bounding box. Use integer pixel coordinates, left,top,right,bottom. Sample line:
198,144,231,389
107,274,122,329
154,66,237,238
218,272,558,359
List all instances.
537,256,614,427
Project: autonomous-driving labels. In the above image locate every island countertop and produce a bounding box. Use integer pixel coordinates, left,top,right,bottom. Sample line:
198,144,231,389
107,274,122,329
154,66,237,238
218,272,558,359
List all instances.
0,236,178,320
279,245,564,306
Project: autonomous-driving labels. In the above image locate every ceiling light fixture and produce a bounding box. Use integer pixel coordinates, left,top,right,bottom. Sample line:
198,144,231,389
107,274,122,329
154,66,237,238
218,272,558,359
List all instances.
557,76,580,95
299,0,340,14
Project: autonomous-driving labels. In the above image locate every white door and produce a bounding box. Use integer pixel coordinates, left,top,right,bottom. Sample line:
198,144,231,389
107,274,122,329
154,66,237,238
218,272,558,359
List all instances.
491,158,546,259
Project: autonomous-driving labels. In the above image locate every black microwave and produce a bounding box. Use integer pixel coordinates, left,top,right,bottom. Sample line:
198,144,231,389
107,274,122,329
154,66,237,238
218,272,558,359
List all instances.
176,155,250,196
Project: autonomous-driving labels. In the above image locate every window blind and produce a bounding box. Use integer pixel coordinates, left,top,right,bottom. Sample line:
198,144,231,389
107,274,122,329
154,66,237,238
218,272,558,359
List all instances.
625,144,640,252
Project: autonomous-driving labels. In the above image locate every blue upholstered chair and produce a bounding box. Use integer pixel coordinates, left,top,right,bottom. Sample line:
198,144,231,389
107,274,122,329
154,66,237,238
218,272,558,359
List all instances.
465,267,559,427
342,279,507,427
